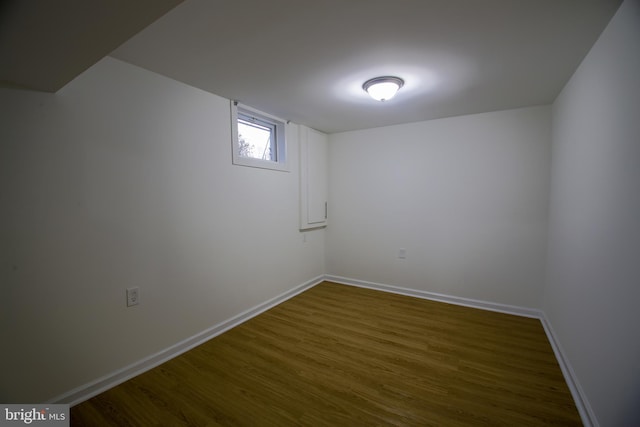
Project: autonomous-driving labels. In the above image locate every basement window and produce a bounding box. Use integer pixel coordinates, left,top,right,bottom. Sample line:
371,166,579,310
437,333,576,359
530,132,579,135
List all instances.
231,101,288,171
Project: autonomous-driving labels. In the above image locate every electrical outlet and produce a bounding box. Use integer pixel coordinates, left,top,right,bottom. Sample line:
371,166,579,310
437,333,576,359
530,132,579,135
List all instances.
126,287,140,307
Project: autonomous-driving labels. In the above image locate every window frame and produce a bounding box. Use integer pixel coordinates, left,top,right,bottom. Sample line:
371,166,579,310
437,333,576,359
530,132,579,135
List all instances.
231,101,289,172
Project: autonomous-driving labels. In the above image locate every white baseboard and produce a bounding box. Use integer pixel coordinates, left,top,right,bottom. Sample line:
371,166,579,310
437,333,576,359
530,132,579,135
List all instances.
53,275,324,407
539,313,598,427
324,274,595,427
324,274,542,318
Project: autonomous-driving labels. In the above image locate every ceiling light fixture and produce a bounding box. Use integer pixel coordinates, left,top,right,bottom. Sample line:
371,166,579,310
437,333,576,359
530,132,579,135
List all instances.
362,76,404,101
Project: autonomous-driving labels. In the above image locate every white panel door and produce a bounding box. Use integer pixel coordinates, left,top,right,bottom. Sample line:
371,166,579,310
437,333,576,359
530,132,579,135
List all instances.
299,126,328,229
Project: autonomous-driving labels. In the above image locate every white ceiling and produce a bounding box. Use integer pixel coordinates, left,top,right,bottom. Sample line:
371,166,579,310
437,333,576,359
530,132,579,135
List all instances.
0,0,183,92
1,0,622,133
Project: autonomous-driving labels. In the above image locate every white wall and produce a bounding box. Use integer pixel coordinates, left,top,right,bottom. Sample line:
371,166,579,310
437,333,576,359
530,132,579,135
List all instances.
2,5,635,416
0,57,325,402
544,1,640,425
326,106,551,308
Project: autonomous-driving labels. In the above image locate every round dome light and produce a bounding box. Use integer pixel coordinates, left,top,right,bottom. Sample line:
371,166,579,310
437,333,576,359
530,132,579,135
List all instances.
362,76,404,101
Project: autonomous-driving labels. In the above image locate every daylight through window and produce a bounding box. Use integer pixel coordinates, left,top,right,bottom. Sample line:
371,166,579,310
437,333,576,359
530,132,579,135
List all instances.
238,114,276,161
231,102,288,171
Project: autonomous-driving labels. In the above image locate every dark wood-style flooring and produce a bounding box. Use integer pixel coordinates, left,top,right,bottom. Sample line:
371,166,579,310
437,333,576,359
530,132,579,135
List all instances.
71,281,581,426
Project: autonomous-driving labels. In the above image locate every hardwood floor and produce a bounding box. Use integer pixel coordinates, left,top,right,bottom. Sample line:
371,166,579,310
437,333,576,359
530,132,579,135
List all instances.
71,281,582,426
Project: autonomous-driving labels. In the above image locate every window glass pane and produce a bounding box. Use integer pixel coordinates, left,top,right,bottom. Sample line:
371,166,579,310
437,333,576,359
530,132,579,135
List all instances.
238,115,276,161
231,102,288,172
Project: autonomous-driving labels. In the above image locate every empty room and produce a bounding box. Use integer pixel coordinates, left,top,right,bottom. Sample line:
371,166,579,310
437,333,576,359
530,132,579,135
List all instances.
1,0,639,426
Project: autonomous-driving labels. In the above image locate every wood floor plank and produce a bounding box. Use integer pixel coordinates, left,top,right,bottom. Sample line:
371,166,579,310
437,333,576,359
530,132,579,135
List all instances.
71,281,582,426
